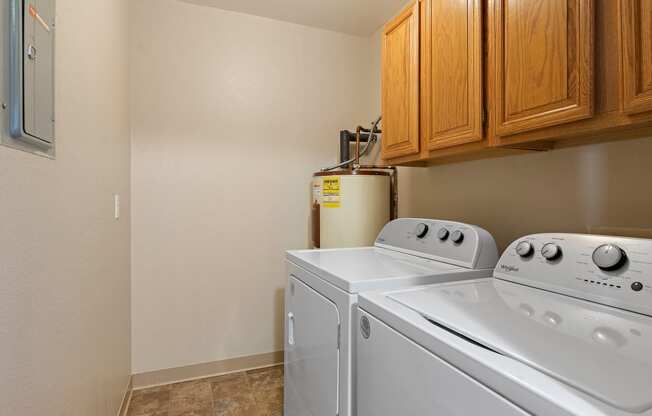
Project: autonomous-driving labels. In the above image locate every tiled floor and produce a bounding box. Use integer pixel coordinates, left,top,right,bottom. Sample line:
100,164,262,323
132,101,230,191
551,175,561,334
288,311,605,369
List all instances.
127,365,283,416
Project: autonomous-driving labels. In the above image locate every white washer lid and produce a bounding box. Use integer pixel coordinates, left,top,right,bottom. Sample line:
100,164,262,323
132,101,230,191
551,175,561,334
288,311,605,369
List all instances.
286,247,477,293
389,279,652,413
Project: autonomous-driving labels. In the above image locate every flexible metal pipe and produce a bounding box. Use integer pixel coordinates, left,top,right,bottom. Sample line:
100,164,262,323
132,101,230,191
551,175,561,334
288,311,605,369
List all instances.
321,116,382,172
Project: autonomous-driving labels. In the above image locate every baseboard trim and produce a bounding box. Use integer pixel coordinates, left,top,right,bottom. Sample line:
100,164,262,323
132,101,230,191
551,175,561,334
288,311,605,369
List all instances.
132,351,284,389
117,376,133,416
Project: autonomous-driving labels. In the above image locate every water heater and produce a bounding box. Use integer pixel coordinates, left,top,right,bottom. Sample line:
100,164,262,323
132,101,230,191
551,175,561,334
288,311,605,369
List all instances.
312,170,394,249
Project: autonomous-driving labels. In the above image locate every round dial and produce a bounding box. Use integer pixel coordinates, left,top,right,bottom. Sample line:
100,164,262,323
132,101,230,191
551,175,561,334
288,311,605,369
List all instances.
515,241,534,257
541,243,562,261
592,244,627,271
437,228,450,241
451,230,465,244
415,223,429,239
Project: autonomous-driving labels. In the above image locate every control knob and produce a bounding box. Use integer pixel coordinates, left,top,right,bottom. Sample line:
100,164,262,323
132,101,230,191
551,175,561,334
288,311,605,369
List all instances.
437,228,450,241
541,243,562,261
515,241,534,257
592,244,627,271
451,230,464,244
415,223,429,239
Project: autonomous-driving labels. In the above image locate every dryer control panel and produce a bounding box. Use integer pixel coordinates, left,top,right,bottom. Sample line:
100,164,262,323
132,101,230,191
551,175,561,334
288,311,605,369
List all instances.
374,218,499,270
495,233,652,316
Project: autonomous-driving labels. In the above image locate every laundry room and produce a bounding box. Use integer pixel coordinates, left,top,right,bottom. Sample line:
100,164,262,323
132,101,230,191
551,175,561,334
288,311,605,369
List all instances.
1,1,652,415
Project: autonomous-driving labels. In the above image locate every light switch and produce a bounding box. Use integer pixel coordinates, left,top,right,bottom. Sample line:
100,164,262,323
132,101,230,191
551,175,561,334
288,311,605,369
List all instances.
114,194,120,220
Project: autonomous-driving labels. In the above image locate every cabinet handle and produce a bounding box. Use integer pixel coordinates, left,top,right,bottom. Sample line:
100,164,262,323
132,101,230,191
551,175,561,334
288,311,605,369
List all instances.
287,312,295,346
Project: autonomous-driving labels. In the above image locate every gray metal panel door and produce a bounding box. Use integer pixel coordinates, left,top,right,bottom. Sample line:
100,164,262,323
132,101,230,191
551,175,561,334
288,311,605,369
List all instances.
357,311,530,416
23,0,55,142
285,276,340,416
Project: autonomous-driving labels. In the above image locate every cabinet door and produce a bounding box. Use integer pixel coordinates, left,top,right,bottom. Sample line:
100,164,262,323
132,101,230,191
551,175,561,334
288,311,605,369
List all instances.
381,1,420,159
424,0,483,149
621,0,652,114
489,0,594,136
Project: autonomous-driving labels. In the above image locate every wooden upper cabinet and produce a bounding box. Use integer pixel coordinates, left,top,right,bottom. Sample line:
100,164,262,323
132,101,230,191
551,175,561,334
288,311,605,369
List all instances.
489,0,594,137
621,0,652,114
381,1,420,159
424,0,483,149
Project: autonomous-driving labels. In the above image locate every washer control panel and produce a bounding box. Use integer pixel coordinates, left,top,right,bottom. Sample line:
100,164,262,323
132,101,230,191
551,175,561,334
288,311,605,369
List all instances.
496,234,652,316
375,218,499,269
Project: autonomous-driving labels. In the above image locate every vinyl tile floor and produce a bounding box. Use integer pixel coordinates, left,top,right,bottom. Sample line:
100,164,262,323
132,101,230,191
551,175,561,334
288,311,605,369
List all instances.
127,365,283,416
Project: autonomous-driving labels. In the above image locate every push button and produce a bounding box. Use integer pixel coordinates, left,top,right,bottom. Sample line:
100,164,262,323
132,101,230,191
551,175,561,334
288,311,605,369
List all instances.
631,282,644,292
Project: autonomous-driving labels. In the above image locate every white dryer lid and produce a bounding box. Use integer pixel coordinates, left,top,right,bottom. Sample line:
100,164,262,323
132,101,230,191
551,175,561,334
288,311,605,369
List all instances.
286,247,484,293
389,279,652,413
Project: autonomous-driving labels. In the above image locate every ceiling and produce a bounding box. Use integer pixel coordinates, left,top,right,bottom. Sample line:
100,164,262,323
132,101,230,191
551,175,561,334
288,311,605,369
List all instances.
179,0,408,36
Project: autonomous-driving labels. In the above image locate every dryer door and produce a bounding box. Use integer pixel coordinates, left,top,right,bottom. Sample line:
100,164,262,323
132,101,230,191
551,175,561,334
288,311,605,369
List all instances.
285,276,340,416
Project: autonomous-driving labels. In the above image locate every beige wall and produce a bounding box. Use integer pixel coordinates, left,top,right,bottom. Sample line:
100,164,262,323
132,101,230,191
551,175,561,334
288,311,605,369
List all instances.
130,0,373,373
0,1,132,415
398,138,652,250
129,0,652,377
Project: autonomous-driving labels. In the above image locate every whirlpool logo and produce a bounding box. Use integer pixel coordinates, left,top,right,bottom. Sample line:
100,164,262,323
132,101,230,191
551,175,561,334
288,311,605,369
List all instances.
500,264,520,273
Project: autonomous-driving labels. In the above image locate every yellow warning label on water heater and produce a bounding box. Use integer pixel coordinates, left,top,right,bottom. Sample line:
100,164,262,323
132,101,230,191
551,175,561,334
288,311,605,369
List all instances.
322,176,341,208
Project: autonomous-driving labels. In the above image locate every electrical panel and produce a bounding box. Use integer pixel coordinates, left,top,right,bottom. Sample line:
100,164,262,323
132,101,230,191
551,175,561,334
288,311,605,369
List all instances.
1,0,56,156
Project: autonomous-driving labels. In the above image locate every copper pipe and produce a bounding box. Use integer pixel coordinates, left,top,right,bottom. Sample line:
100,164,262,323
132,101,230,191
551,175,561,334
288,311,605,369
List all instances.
354,126,362,167
321,117,382,172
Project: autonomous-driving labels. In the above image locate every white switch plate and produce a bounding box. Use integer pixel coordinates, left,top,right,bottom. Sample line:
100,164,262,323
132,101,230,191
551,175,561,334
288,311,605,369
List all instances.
114,194,120,220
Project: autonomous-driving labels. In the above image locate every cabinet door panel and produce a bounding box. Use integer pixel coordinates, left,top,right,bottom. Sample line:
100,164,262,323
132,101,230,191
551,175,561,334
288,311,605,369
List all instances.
490,0,594,136
621,0,652,114
382,2,420,159
425,0,483,149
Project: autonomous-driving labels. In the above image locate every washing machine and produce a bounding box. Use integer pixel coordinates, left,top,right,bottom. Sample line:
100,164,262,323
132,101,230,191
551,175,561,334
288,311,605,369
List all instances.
357,233,652,416
284,218,499,416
